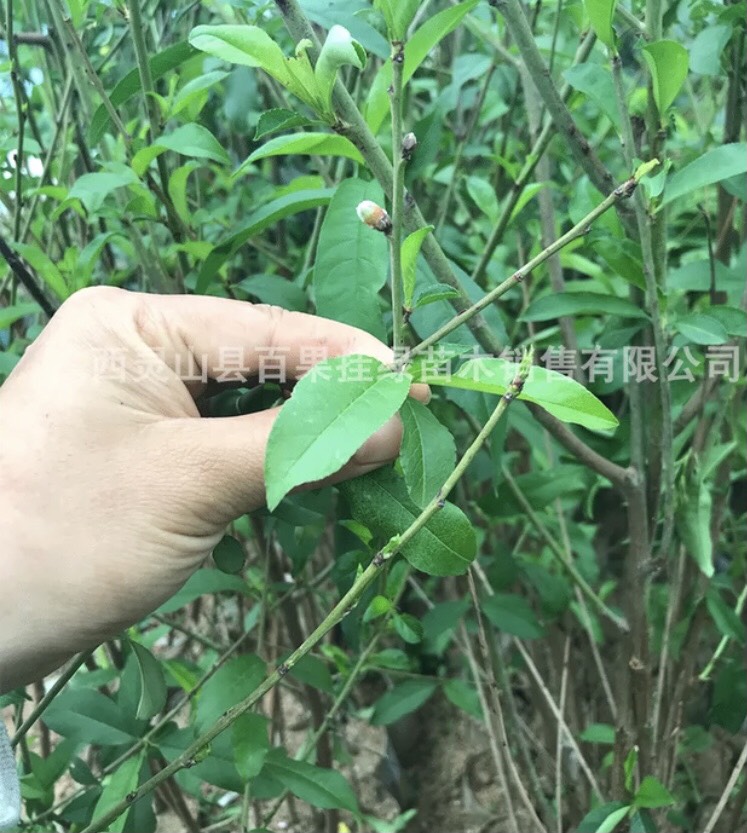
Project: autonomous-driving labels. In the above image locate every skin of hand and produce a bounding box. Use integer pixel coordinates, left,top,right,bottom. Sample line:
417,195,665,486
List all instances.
0,287,427,693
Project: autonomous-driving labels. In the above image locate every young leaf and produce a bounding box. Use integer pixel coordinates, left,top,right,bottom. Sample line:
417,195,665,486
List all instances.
676,473,713,577
132,124,229,176
370,679,438,725
130,641,167,720
563,64,621,129
401,225,434,309
315,25,366,113
365,0,480,132
412,284,460,310
642,40,689,115
340,467,477,576
633,776,675,809
520,291,648,322
264,355,411,510
213,535,246,574
189,24,290,82
237,132,364,177
421,358,619,432
596,805,632,833
481,593,545,639
399,399,456,507
314,178,389,339
580,723,616,744
261,749,359,812
584,0,618,49
364,595,393,622
197,188,333,292
659,143,747,208
374,0,421,39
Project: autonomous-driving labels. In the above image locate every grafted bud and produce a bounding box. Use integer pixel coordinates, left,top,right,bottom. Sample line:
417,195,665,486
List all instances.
402,132,417,161
356,200,392,233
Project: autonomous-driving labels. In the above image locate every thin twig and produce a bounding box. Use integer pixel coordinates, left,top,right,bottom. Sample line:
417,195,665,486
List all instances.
389,38,406,350
555,636,571,833
702,736,747,833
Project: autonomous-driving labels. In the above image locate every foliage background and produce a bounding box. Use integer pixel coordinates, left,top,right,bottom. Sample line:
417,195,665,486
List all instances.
0,0,745,831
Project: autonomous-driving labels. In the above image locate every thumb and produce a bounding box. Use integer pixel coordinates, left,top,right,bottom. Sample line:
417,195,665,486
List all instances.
149,409,404,526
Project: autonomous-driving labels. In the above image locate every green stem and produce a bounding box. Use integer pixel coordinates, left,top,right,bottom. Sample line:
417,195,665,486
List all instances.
409,175,637,360
6,0,25,241
469,28,596,287
389,40,406,350
501,465,629,632
11,650,94,748
80,354,532,833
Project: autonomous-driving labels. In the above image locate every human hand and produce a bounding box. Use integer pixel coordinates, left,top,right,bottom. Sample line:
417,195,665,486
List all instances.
0,287,425,692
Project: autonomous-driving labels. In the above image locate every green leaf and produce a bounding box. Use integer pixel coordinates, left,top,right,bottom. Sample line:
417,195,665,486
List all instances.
340,467,477,576
365,0,479,132
708,305,747,338
10,243,69,301
237,132,364,177
255,108,315,140
0,302,40,330
264,355,411,509
132,124,229,176
168,161,200,227
399,399,456,507
213,535,246,574
673,312,729,344
157,568,247,614
580,723,616,744
520,291,648,322
564,64,620,129
584,0,618,48
288,655,334,692
405,343,474,379
364,594,393,622
262,749,359,812
634,776,675,809
422,358,619,432
189,24,290,80
371,679,438,725
689,24,732,76
43,689,137,746
89,42,198,144
315,25,366,113
412,284,460,310
466,175,499,224
597,805,632,833
706,588,746,644
393,612,424,644
313,177,388,339
481,593,545,639
401,225,434,309
443,678,482,718
68,165,138,213
171,70,228,116
196,655,266,731
197,188,333,292
676,474,713,577
660,143,747,209
130,641,167,721
577,802,630,833
642,40,689,115
374,0,421,39
90,751,145,833
232,713,269,780
235,274,307,311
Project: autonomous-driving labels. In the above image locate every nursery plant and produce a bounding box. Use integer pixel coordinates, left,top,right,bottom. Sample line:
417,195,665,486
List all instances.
1,0,745,830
